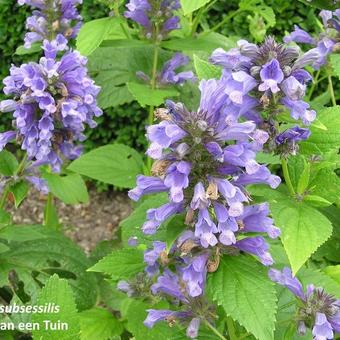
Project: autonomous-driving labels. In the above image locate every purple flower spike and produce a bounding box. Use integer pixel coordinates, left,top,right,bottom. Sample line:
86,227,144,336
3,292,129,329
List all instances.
19,0,82,48
259,59,284,93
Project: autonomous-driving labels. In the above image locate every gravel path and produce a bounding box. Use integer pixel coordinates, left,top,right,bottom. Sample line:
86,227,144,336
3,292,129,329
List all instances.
11,187,132,253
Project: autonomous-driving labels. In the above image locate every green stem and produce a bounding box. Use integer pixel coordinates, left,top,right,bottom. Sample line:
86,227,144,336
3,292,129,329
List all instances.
16,153,28,176
211,9,240,32
190,5,206,36
328,74,337,106
281,159,295,197
307,70,320,100
44,192,54,227
226,316,238,340
204,320,228,340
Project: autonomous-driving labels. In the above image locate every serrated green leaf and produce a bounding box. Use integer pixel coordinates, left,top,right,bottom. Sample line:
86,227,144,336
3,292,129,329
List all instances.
79,307,123,340
121,193,168,246
76,17,116,56
97,84,134,109
0,150,18,176
88,248,145,279
68,144,143,188
32,274,80,340
300,106,340,155
208,255,277,340
10,181,29,208
43,173,89,205
256,152,281,165
180,0,212,15
239,0,276,27
193,54,221,80
0,226,97,310
269,196,333,274
127,82,179,107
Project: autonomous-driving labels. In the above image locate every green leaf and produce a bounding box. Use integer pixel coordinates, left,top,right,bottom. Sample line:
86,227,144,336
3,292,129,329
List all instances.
298,0,339,10
193,54,221,80
120,193,168,246
300,106,340,155
0,209,11,227
43,173,89,205
10,181,29,208
180,0,212,15
298,267,340,296
269,195,333,274
208,255,277,340
296,158,310,194
0,225,97,310
161,32,235,53
0,150,18,176
239,0,276,27
68,144,143,188
304,195,332,207
79,307,123,340
15,43,41,55
88,46,172,109
76,17,116,56
323,265,340,286
32,274,80,340
88,248,145,279
127,82,179,107
165,214,186,253
256,152,281,165
330,54,340,80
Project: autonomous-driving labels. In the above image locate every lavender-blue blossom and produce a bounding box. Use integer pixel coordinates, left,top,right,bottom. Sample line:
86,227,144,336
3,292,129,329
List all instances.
129,79,281,280
284,10,340,69
269,267,340,339
18,0,82,48
125,0,180,40
0,39,102,172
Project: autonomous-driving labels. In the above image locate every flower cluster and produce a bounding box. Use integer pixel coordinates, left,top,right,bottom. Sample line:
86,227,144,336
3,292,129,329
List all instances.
210,36,318,155
125,0,180,40
0,38,102,172
284,10,340,69
18,0,82,48
125,78,282,336
269,267,340,339
137,53,196,86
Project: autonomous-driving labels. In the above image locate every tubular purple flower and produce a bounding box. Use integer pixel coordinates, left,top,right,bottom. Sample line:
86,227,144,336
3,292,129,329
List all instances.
258,59,284,93
284,25,316,45
186,318,200,339
235,236,274,265
313,313,334,340
268,267,305,299
159,53,195,85
128,175,168,201
0,131,16,151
